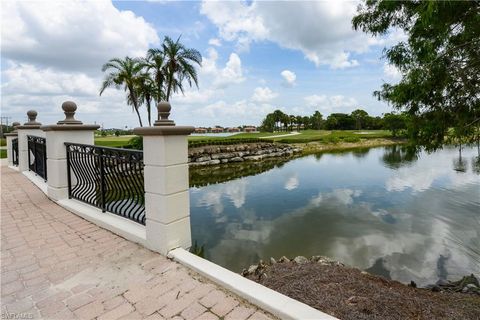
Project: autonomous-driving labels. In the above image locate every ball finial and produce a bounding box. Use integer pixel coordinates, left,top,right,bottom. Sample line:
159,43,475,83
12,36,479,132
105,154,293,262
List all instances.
57,101,82,124
24,110,41,125
154,101,175,126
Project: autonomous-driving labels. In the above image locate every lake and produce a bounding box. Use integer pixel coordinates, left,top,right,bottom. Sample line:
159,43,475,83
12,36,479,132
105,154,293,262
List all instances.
189,145,480,286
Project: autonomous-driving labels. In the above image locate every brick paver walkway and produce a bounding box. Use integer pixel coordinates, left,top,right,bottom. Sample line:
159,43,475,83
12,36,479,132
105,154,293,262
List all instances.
1,167,274,320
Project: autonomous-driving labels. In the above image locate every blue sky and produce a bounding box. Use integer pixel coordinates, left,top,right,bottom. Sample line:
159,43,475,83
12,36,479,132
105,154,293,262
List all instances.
1,1,402,128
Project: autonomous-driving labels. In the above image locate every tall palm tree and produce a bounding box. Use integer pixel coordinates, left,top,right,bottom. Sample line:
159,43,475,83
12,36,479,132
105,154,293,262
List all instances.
162,36,202,101
135,73,156,126
144,49,166,103
100,57,144,127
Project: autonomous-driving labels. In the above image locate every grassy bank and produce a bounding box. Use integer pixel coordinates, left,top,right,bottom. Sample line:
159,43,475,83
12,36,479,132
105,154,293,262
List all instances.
94,130,396,149
298,137,405,155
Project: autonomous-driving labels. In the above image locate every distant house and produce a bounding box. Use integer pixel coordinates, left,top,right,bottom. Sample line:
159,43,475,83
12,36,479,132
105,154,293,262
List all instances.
194,127,208,134
227,127,240,132
244,126,257,132
210,127,224,133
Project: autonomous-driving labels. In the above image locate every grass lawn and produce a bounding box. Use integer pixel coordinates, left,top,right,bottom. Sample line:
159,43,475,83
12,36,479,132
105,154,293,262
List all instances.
94,135,135,148
0,149,6,159
94,130,394,148
0,138,6,147
267,130,392,143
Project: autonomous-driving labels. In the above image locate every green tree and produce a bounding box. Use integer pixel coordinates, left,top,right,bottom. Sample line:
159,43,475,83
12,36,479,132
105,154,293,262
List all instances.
325,113,355,130
162,36,202,101
310,111,324,130
383,112,407,137
135,73,156,126
272,110,286,131
260,113,276,132
100,57,144,127
353,0,480,149
144,48,167,103
351,109,369,130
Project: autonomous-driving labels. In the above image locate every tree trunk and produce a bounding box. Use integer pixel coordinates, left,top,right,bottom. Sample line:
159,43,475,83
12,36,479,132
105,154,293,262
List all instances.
128,85,143,127
135,107,143,127
147,99,152,126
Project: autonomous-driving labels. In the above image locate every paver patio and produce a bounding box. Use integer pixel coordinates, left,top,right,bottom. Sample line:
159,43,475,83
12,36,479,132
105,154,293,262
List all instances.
0,166,274,320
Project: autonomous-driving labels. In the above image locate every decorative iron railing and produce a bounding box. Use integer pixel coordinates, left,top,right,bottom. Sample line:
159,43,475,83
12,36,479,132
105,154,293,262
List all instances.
27,135,47,180
65,143,145,225
12,138,19,166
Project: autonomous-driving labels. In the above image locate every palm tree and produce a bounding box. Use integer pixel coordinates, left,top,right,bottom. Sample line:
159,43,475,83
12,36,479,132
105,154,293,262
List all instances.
135,73,156,126
162,36,202,101
100,57,144,127
144,49,166,103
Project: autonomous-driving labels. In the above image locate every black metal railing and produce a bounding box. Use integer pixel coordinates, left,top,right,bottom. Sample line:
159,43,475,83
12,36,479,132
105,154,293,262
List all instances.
12,138,19,166
27,135,47,180
65,143,145,225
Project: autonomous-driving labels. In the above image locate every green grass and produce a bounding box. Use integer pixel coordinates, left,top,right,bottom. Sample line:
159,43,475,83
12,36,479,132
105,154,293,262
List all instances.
271,130,392,143
0,149,6,159
93,130,394,149
0,138,6,147
94,135,135,148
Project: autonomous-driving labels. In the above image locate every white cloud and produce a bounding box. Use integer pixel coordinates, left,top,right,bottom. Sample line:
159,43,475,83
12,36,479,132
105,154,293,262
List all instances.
251,87,278,103
284,173,299,191
208,38,222,46
383,63,402,81
201,1,376,68
201,48,245,89
310,189,362,206
0,0,160,128
197,100,275,122
171,89,215,105
2,63,97,97
280,70,296,87
1,0,159,74
301,94,358,115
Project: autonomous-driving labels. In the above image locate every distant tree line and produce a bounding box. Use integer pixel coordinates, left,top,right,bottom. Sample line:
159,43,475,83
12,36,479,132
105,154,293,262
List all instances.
259,109,408,136
100,36,202,127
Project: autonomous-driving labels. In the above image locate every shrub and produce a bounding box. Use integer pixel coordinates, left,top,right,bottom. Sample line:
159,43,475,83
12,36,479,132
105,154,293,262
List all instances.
128,136,143,150
188,138,263,148
343,136,361,143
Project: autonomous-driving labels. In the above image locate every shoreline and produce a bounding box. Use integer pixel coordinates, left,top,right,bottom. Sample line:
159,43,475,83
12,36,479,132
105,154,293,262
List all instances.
242,256,480,320
295,137,406,155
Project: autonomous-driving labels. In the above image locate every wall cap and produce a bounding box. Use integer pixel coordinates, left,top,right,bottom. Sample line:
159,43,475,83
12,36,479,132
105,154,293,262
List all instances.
4,132,18,137
134,125,195,136
17,125,42,129
41,124,100,131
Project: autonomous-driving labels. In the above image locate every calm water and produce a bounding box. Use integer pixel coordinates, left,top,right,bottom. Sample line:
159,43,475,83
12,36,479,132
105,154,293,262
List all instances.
189,146,480,286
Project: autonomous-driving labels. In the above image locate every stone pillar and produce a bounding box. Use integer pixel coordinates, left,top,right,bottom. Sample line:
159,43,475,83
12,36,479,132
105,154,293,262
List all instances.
134,101,194,255
16,111,44,172
41,101,99,201
4,122,20,167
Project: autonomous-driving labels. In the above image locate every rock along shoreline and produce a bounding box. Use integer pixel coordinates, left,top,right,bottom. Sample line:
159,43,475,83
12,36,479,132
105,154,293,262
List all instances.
241,255,480,320
188,142,301,166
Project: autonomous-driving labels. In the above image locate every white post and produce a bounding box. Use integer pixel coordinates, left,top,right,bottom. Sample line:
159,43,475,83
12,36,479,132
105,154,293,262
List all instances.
134,101,194,255
41,101,99,201
16,111,44,172
4,122,20,168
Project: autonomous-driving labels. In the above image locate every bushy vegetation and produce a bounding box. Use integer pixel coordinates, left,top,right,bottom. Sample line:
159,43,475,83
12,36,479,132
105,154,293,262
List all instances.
353,1,480,150
260,109,408,136
189,138,263,148
125,136,264,150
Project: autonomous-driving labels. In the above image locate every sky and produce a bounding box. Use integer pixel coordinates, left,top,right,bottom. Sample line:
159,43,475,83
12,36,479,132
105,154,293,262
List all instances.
1,0,404,129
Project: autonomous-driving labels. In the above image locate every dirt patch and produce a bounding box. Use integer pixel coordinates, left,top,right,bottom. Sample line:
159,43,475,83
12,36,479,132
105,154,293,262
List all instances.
245,259,480,320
